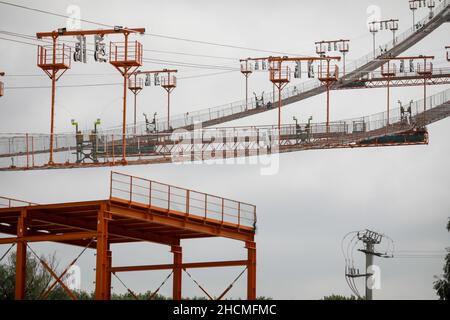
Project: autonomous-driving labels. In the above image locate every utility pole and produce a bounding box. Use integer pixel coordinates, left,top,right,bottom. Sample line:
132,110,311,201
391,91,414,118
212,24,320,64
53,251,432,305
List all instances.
344,229,394,300
361,239,376,300
368,22,379,59
240,57,271,111
240,59,253,111
369,19,399,56
409,0,419,29
315,40,350,77
131,69,178,132
128,73,144,135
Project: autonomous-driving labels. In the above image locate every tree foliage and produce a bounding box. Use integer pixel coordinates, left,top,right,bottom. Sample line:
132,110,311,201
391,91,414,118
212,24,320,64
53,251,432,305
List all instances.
433,218,450,300
0,252,71,300
322,294,358,300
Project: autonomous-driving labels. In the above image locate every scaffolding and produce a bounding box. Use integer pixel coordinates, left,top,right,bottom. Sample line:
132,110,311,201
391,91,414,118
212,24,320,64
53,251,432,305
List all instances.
0,172,257,300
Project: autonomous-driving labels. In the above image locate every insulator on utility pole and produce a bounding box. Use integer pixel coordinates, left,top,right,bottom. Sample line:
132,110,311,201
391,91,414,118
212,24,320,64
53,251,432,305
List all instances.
145,74,151,86
294,61,302,78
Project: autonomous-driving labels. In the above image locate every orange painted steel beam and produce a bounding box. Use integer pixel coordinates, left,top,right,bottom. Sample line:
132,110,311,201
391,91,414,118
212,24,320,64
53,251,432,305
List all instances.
0,231,96,244
315,39,350,44
246,241,256,300
268,56,341,62
30,207,179,246
15,208,27,300
36,28,145,39
172,245,182,300
111,260,248,273
108,205,255,242
106,249,112,300
95,204,109,300
37,255,77,300
134,69,178,75
378,55,435,61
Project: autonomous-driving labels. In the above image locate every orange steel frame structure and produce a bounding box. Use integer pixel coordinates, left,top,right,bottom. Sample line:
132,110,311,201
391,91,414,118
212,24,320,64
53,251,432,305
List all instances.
379,55,434,127
0,172,257,300
36,27,145,166
130,69,178,132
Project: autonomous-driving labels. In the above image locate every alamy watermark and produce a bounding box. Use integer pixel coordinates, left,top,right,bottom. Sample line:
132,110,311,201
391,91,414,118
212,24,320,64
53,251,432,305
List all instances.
170,122,280,176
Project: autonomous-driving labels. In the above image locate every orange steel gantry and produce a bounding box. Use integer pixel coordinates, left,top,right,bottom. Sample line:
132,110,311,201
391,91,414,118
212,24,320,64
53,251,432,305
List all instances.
36,27,145,165
0,71,4,97
0,172,257,300
129,69,178,132
240,57,273,110
266,56,341,137
379,55,434,127
315,40,350,76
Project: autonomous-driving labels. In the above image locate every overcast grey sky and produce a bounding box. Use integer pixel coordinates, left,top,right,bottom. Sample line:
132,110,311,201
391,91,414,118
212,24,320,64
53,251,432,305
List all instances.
0,0,449,299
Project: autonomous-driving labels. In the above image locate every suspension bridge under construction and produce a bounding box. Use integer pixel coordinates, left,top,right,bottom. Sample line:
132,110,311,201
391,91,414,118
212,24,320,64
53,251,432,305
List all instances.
0,0,449,301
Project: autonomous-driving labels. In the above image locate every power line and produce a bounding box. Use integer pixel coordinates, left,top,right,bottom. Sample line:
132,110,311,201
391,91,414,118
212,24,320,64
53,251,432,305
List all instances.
0,0,309,57
5,83,122,89
0,31,241,72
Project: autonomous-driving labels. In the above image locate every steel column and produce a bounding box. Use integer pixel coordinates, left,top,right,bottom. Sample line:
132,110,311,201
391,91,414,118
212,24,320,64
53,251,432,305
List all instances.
134,91,137,136
95,204,110,300
106,246,112,300
167,90,171,130
15,208,27,300
172,244,182,300
246,241,256,300
122,71,128,164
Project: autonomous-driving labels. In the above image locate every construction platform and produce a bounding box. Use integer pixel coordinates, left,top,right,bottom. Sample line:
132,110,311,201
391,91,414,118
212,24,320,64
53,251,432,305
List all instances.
0,172,257,300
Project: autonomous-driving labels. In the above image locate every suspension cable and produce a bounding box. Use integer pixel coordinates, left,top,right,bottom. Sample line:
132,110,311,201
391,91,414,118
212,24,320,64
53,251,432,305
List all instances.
148,271,173,300
183,268,214,300
112,272,140,300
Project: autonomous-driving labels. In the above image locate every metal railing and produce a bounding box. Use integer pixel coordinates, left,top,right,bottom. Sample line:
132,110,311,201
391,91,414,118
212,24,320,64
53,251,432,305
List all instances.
37,44,71,68
0,196,38,208
110,41,143,65
109,172,257,229
0,87,448,169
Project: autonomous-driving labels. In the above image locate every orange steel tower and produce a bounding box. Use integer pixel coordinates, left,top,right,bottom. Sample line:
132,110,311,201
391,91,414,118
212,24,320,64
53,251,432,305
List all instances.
36,27,145,165
132,69,178,131
267,56,341,139
379,55,434,127
0,72,4,97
